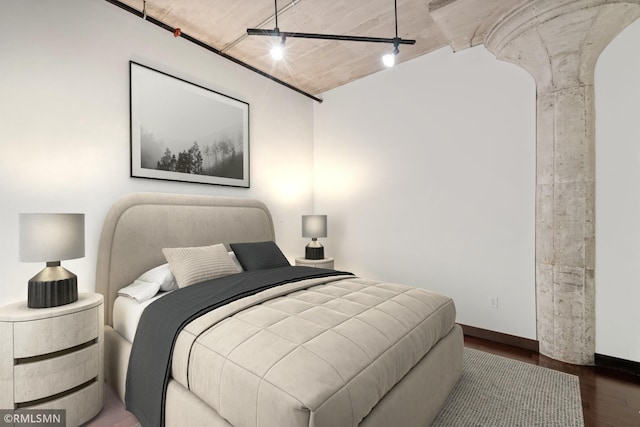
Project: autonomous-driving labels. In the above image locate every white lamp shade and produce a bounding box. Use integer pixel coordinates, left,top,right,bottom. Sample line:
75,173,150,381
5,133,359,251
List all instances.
302,215,327,238
19,213,85,262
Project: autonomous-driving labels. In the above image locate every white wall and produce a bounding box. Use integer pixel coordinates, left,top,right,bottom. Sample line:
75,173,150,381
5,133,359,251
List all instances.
6,0,636,362
314,46,537,339
0,0,315,306
595,19,640,363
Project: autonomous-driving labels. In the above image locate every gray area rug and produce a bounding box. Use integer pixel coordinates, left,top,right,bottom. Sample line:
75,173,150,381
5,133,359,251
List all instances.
432,348,584,426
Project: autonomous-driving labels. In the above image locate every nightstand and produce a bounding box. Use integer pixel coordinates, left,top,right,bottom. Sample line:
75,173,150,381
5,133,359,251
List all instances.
295,257,335,269
0,293,104,426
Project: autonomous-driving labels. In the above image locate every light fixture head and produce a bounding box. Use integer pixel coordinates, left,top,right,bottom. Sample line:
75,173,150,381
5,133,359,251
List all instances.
382,52,396,67
270,44,284,60
270,33,286,60
382,40,401,68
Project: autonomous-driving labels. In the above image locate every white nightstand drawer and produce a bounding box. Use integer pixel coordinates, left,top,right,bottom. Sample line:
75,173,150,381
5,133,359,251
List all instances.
30,379,102,427
14,344,99,403
13,306,98,358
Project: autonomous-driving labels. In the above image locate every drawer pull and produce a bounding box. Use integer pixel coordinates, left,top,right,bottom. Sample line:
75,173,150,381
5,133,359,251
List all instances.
15,339,97,365
15,378,97,409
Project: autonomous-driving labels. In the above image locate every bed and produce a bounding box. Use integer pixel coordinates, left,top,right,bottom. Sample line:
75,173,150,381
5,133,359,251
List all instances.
96,192,463,427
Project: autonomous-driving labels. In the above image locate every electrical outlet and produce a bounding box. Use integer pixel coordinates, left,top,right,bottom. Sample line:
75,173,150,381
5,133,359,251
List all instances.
490,297,499,309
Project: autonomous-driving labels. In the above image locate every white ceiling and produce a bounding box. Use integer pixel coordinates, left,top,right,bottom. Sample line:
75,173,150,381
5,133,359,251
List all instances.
112,0,529,96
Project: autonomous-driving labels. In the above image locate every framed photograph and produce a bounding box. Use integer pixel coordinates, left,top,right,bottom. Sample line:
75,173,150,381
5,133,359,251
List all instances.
130,61,249,187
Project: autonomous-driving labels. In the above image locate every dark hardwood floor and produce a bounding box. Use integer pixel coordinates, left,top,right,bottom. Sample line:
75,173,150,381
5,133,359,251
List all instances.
464,335,640,427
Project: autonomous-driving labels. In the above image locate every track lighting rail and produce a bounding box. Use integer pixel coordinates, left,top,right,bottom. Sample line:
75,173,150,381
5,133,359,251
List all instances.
246,29,416,46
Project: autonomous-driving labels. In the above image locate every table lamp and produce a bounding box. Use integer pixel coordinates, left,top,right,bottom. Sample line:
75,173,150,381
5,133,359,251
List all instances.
302,215,327,260
19,213,85,308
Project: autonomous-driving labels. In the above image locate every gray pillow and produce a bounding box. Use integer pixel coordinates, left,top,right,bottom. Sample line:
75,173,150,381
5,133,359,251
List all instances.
230,241,290,271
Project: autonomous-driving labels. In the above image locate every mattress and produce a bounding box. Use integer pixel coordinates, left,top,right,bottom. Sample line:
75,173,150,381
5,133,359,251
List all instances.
113,293,168,342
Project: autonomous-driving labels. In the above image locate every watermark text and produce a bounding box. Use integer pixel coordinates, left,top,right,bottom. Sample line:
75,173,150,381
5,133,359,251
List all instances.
0,410,65,427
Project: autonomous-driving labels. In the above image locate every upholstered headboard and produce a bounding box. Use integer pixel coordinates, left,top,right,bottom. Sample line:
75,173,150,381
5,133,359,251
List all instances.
95,192,275,325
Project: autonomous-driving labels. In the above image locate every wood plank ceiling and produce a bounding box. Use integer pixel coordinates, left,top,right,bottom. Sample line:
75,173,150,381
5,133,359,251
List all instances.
112,0,528,97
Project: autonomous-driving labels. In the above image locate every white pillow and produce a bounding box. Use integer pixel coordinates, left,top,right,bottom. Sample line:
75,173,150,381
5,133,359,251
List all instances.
162,243,241,288
117,263,178,302
138,263,178,292
118,280,161,303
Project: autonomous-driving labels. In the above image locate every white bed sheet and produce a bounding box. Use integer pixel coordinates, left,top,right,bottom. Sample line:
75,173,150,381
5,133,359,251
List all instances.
113,292,169,342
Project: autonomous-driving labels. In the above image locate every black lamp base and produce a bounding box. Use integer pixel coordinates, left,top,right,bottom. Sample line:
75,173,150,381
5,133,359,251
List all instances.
305,242,325,260
27,264,78,308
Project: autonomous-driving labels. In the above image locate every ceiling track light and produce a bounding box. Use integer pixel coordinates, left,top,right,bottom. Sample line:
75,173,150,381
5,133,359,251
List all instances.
247,0,415,64
270,33,286,60
383,39,400,67
383,1,403,67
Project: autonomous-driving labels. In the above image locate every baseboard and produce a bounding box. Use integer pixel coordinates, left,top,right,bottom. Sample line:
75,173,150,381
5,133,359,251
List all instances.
595,353,640,377
459,324,539,352
461,324,640,376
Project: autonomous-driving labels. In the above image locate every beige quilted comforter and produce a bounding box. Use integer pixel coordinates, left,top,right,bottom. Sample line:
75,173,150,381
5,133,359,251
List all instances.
171,275,456,427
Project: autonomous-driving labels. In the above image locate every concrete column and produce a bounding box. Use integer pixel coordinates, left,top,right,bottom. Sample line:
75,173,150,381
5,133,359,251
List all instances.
485,0,640,364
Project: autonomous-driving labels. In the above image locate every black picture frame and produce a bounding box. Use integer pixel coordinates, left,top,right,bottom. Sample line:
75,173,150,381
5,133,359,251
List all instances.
130,61,250,187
